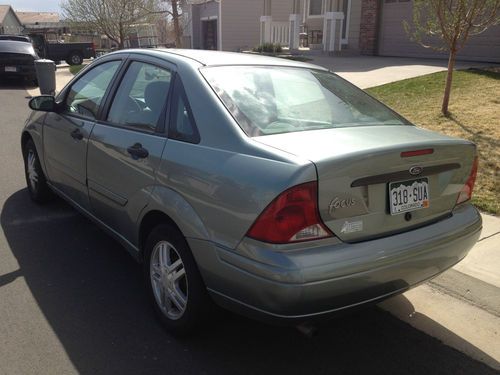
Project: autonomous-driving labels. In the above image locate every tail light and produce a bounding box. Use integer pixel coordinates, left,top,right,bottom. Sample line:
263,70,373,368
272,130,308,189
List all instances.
247,181,333,244
456,156,478,205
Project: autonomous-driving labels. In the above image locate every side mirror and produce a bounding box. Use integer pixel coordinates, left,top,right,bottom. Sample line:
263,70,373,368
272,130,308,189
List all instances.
29,95,57,112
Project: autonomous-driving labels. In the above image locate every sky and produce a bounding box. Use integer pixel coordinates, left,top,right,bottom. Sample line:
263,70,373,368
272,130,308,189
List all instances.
9,0,62,12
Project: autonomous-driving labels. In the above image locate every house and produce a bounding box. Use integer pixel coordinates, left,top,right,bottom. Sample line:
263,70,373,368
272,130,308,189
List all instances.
0,5,23,34
16,9,160,50
375,0,500,63
123,23,160,49
184,0,262,51
16,11,61,32
184,0,500,63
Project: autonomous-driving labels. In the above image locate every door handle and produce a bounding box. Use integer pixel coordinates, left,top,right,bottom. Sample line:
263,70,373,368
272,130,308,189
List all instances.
127,143,149,159
70,128,84,140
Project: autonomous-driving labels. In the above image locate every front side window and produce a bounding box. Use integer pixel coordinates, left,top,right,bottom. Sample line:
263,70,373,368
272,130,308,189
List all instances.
107,61,172,131
64,61,121,120
201,66,410,137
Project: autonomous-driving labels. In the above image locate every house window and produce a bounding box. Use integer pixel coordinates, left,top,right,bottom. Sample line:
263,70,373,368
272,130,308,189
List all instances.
309,0,323,16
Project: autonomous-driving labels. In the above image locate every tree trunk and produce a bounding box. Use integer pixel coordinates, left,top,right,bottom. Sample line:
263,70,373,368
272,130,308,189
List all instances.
172,0,182,47
119,23,125,49
442,47,457,115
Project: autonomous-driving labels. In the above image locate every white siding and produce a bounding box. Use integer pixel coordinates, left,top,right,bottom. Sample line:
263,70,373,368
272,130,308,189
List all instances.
271,1,291,22
1,10,23,34
221,0,263,51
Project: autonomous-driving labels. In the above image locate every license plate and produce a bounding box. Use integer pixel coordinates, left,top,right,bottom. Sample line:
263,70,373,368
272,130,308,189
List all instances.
389,178,430,215
5,66,17,72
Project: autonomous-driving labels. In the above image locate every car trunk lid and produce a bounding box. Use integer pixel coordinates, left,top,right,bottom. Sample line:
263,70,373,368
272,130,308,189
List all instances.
254,125,476,242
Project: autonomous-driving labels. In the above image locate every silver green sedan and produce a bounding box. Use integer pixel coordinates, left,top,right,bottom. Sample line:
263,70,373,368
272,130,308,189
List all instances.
21,49,482,335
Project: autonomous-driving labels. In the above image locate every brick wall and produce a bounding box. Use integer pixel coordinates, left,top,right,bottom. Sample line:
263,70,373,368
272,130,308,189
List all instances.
359,0,381,55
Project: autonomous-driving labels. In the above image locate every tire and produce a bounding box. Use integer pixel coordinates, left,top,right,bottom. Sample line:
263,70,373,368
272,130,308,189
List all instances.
144,223,214,336
67,52,83,66
23,139,52,203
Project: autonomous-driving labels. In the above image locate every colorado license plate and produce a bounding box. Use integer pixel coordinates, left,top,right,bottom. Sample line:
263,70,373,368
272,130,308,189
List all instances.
4,66,17,72
389,178,430,215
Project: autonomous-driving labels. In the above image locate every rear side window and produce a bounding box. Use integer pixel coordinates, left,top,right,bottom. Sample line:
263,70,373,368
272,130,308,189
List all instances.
107,61,172,131
169,78,200,144
64,60,121,120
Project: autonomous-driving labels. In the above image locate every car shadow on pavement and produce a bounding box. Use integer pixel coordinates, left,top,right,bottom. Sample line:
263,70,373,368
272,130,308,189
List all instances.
0,77,36,93
1,189,498,375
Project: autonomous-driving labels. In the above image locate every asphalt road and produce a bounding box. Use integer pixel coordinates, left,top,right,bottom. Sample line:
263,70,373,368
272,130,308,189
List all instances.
0,79,497,375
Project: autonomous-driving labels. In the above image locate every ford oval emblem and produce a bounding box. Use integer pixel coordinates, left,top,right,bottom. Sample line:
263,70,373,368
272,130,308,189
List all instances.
409,166,423,176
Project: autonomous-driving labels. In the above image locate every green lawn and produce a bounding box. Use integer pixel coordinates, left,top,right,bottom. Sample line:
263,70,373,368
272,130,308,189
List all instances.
367,69,500,215
69,64,86,75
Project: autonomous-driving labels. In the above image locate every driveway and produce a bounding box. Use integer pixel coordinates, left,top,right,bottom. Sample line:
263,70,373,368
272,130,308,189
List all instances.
310,55,491,88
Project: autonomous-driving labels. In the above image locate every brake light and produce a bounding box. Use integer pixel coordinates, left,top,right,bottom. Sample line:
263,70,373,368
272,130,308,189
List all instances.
456,156,478,205
401,148,434,157
247,182,333,244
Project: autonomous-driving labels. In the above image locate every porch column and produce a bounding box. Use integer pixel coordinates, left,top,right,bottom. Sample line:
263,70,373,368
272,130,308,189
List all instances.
323,12,344,52
260,0,273,44
289,14,301,49
260,16,273,44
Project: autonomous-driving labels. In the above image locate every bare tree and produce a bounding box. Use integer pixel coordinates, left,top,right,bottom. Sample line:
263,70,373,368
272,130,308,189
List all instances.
405,0,500,115
61,0,161,49
152,0,186,47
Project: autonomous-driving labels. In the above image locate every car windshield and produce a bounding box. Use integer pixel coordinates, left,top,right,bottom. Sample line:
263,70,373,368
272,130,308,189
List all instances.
201,66,410,136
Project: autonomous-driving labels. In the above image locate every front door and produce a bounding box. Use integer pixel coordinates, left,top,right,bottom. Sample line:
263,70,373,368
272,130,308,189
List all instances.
43,60,122,210
86,58,173,239
202,20,218,50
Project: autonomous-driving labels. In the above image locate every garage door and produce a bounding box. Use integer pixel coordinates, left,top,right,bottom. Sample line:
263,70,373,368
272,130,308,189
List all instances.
379,0,500,63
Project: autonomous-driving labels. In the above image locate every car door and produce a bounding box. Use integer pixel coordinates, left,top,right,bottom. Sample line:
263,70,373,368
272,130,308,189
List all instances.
43,59,123,210
86,56,173,239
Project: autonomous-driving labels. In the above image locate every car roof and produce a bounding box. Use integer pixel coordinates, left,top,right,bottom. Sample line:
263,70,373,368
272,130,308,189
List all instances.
113,48,327,71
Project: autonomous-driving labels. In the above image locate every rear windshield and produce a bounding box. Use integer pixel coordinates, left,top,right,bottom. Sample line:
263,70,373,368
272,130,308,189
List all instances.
0,40,37,56
201,66,410,137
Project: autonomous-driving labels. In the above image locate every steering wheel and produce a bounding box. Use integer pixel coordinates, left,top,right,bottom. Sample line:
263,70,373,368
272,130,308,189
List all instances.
126,96,144,113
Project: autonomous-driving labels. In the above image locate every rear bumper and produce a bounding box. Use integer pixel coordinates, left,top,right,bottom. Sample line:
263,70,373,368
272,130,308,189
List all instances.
0,64,36,78
189,204,481,323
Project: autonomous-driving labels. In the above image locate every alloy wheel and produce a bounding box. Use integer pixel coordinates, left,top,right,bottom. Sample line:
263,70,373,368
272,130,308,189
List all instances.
150,240,188,320
27,149,39,192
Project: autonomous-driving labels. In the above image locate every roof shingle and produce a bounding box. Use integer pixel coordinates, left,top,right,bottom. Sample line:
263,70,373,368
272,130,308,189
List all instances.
16,11,60,24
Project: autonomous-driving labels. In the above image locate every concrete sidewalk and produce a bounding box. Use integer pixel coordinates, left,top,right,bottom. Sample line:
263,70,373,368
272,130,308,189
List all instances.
311,55,491,88
380,213,500,370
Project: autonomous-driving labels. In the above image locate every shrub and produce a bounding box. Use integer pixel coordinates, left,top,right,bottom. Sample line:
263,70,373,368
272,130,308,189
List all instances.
252,43,283,53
